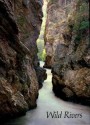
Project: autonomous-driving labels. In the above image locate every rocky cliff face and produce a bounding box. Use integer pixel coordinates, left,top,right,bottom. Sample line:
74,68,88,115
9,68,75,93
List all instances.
44,0,75,68
0,0,46,119
45,0,90,105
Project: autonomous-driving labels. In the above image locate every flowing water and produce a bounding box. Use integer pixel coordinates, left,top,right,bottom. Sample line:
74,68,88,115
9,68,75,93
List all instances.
4,62,90,125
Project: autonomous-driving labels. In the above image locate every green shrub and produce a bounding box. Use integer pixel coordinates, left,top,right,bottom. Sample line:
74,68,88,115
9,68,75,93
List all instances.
79,21,89,30
72,0,89,42
41,49,46,61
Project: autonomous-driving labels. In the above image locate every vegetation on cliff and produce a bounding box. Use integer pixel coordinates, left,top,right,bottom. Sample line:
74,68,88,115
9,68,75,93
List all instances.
37,0,47,61
73,0,89,43
45,0,90,105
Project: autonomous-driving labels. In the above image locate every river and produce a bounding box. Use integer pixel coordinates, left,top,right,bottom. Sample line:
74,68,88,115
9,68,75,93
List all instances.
4,62,90,125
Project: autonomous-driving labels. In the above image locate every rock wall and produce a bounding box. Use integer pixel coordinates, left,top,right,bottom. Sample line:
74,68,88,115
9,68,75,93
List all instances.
14,0,47,87
0,0,46,119
45,0,90,105
44,0,73,68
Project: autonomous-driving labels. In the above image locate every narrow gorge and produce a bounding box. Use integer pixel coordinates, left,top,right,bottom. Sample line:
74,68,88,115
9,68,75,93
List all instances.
0,0,90,125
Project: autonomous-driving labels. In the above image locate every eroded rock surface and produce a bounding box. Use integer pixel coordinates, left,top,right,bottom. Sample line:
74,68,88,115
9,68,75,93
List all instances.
45,0,90,105
0,0,46,119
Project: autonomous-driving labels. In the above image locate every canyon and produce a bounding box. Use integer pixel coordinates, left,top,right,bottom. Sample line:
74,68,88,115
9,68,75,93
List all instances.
0,0,90,124
2,62,90,125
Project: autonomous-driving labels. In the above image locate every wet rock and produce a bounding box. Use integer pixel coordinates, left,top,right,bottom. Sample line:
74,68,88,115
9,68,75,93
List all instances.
33,57,47,88
35,66,47,88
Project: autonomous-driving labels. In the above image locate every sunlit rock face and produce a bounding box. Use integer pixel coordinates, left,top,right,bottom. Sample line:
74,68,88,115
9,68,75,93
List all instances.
45,0,90,104
44,0,71,68
0,0,46,119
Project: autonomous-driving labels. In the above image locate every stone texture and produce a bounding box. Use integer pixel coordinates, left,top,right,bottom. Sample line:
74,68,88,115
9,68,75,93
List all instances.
45,0,90,105
0,0,46,119
44,0,71,68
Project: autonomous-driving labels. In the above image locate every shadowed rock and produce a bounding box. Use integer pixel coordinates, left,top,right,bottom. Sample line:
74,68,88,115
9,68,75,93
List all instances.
0,0,46,120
